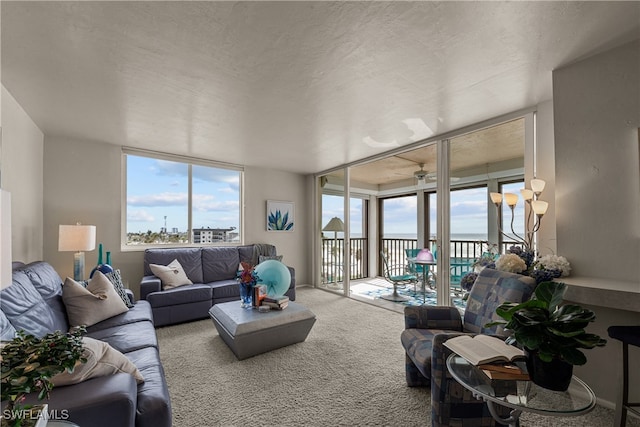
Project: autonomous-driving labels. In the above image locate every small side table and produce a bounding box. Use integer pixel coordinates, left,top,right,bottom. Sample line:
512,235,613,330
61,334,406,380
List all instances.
407,257,436,303
446,354,596,427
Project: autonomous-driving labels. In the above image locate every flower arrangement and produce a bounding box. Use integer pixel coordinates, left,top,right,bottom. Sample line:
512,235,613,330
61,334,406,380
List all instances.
536,254,571,277
1,328,87,427
460,272,478,292
495,253,527,274
237,261,259,285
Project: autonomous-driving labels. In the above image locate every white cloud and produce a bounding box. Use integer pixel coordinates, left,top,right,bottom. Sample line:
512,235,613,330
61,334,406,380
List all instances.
127,192,188,207
127,210,155,222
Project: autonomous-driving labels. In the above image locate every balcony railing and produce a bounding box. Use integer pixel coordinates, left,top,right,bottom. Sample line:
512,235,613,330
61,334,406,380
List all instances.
321,237,368,284
321,237,516,284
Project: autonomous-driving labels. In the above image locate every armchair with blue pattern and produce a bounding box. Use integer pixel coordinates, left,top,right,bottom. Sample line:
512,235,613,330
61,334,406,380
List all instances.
400,268,537,427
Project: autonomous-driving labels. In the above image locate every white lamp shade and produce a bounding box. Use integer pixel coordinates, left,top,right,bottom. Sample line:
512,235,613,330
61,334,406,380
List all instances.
504,193,519,207
530,179,546,194
531,200,549,216
323,217,344,232
489,192,503,205
58,224,97,252
520,188,533,201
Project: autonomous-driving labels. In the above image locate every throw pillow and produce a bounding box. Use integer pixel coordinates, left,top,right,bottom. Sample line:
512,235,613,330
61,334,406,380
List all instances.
52,337,144,386
104,269,134,308
149,259,193,289
259,255,283,263
62,271,129,327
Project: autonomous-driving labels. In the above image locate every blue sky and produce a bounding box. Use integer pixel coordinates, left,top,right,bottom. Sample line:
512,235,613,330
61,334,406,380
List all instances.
126,155,240,234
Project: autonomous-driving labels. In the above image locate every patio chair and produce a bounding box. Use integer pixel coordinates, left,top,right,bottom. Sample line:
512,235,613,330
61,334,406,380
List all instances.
380,251,418,302
400,268,537,427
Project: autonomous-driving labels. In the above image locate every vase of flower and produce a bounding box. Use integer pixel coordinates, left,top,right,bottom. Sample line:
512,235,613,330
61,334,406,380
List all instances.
238,282,253,308
237,261,259,308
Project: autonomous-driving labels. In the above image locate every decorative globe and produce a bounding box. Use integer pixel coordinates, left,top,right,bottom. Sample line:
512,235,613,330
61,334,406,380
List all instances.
254,260,291,297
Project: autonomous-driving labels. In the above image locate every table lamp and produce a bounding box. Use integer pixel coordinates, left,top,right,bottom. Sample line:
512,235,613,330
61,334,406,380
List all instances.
59,223,96,281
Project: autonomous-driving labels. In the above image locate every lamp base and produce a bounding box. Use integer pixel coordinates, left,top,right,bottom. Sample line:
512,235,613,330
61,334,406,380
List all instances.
73,251,85,281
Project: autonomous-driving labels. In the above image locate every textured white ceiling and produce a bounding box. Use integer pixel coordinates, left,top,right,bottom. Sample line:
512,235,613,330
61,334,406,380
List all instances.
2,1,639,175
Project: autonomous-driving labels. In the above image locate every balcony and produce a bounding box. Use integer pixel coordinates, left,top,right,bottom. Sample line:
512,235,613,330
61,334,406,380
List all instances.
321,237,516,310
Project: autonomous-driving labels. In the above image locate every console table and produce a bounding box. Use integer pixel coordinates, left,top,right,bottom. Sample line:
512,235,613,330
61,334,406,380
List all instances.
446,354,596,426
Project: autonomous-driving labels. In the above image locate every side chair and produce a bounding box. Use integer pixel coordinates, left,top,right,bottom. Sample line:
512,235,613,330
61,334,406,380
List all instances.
400,268,537,427
380,251,418,302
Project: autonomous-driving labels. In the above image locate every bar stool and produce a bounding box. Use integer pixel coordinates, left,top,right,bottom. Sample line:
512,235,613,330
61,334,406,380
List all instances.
607,326,640,426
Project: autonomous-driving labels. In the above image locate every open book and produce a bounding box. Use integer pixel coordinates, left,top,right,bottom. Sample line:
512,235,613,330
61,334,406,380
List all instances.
444,334,525,366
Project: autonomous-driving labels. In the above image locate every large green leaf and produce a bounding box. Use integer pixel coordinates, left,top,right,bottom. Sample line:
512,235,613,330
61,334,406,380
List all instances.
560,347,587,365
534,281,566,310
574,333,608,349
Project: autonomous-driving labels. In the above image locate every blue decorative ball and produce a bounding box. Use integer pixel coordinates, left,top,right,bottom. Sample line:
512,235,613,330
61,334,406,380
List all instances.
90,264,114,278
254,260,291,297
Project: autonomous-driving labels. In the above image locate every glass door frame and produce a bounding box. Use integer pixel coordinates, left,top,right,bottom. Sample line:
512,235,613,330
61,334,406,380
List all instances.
314,108,538,307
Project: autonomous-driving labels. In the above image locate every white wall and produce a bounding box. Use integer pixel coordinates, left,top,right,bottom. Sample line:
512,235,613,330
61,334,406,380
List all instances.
1,85,44,264
42,135,310,297
554,39,640,284
553,39,640,407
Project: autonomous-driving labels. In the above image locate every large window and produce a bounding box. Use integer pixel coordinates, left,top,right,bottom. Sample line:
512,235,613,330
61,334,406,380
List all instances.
123,151,242,246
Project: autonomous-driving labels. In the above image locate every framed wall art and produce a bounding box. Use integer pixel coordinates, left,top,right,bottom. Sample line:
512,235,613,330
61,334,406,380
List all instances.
266,200,294,232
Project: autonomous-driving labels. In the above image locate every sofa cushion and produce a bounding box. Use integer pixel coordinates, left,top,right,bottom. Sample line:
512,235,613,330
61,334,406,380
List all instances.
104,270,135,308
144,248,203,283
20,261,63,299
18,262,70,333
146,284,213,308
86,320,158,353
126,347,172,427
0,310,16,341
63,273,129,327
463,268,537,335
237,245,255,264
85,300,154,333
210,280,241,300
53,337,144,386
149,259,193,289
1,270,60,337
202,247,240,282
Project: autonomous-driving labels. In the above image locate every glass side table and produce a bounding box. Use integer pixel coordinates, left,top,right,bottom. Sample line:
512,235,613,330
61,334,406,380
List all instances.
446,354,596,427
47,421,80,427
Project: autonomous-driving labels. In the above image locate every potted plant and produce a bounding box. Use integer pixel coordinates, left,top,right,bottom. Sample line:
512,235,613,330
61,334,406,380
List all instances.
486,281,606,391
1,328,87,427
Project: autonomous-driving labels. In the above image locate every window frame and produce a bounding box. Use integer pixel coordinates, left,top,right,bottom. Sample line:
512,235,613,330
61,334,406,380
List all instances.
121,148,244,250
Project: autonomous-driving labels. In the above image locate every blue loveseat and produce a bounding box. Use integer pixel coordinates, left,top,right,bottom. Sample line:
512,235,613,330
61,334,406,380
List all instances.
140,244,296,327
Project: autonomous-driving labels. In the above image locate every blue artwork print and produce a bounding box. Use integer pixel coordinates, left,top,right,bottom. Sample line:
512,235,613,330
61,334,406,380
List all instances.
267,201,294,231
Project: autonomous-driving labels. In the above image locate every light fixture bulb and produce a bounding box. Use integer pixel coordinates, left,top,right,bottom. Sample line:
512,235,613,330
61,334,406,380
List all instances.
520,189,533,201
490,192,503,205
504,193,519,207
531,200,549,216
530,179,546,195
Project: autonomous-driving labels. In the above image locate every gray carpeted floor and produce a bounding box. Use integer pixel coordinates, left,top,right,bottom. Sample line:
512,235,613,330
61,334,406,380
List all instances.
156,286,630,426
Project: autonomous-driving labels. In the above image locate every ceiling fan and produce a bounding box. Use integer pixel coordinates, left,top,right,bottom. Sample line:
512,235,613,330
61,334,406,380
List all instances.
413,163,428,181
413,163,460,182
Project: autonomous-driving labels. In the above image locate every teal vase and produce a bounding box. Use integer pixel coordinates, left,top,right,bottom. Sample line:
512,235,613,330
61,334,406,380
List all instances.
90,244,114,277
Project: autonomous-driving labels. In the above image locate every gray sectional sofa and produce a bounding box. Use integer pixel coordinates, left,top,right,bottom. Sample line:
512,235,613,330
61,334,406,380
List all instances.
140,244,296,327
1,261,171,427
